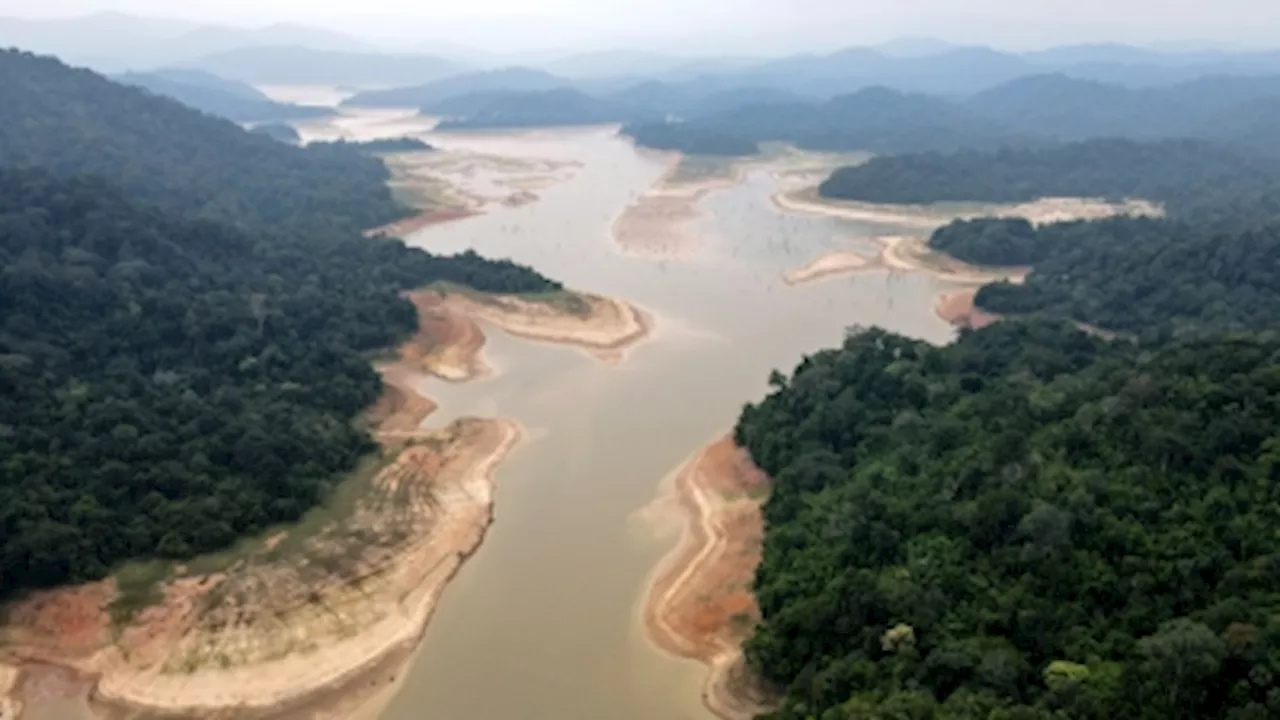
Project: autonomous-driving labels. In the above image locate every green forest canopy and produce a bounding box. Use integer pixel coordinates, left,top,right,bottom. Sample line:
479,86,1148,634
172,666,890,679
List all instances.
0,51,561,595
736,321,1280,720
818,138,1280,222
930,217,1280,337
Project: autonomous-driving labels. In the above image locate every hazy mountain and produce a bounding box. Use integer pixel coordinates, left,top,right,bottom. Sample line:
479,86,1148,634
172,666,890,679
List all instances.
730,46,1035,95
609,81,808,119
344,67,566,108
115,70,333,123
124,68,269,100
0,12,373,70
625,85,1030,156
435,88,656,130
540,50,699,79
967,72,1280,148
873,37,956,58
185,46,465,86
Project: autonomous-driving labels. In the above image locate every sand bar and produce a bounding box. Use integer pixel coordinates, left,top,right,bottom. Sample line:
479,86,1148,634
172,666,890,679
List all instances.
782,251,872,285
643,436,777,719
433,288,653,365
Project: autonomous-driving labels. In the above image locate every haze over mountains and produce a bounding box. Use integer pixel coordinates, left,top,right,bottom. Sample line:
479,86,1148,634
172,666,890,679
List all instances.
10,10,1280,90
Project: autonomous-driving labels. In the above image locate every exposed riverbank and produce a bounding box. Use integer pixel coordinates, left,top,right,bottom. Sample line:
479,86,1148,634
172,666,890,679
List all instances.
0,277,650,720
432,288,653,365
643,437,776,720
773,186,1163,229
1,360,519,720
783,235,1029,288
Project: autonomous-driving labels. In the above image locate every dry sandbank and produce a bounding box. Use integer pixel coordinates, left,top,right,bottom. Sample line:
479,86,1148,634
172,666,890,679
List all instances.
774,187,1162,229
434,289,653,365
783,235,1029,288
643,436,777,720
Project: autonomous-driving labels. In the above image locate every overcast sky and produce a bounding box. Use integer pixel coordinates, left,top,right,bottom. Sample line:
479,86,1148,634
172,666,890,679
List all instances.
2,0,1278,54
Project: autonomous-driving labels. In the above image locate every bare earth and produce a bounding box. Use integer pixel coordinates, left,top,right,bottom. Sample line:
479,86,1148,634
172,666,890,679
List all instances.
783,235,1029,289
935,289,1003,330
644,437,777,720
434,288,653,365
0,282,649,719
773,186,1163,229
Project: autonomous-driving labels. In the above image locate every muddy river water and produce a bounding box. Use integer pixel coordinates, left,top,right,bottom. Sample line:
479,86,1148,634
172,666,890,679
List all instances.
24,121,958,720
352,127,958,720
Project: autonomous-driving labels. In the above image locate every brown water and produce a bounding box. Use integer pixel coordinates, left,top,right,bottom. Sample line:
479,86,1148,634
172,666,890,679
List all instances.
358,128,958,720
22,125,958,720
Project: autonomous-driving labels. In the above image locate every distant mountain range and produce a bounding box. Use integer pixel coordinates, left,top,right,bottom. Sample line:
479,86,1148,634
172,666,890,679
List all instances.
618,72,1280,156
0,12,373,70
11,12,1280,94
180,46,463,86
115,69,333,123
344,67,569,109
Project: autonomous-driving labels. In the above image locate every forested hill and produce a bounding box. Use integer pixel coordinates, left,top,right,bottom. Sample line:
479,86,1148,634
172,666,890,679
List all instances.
0,170,557,594
931,217,1280,336
620,86,1029,156
736,321,1280,720
114,70,333,124
0,50,401,235
0,51,562,595
818,138,1280,221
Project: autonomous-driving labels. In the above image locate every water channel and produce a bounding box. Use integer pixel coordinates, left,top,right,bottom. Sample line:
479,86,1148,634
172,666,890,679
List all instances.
359,127,958,719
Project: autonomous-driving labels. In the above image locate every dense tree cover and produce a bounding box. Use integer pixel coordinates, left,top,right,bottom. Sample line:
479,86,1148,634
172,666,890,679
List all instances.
434,88,659,130
819,139,1280,223
312,137,435,153
625,87,1031,156
115,70,333,123
736,321,1280,719
0,50,402,236
250,123,302,144
0,51,562,595
931,218,1280,336
0,168,557,594
620,121,759,156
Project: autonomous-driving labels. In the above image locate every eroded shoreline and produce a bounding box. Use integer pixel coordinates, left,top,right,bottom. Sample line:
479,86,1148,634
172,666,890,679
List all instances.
0,282,649,720
642,437,776,720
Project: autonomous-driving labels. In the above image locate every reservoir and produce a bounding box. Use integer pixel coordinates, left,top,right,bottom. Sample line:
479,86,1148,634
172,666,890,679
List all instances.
359,127,957,719
19,122,957,720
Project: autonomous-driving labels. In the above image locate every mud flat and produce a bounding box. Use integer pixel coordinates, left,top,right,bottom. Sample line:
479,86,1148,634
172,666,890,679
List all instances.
643,437,777,720
612,153,752,259
774,186,1162,229
432,288,653,365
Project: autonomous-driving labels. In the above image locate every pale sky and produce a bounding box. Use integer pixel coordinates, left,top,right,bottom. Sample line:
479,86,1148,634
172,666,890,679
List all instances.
1,0,1277,54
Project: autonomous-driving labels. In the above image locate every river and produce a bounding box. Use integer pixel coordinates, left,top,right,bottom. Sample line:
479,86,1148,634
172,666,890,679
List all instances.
353,127,958,720
22,123,958,720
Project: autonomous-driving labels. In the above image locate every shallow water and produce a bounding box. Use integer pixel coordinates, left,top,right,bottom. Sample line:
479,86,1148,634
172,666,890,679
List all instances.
362,129,957,720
